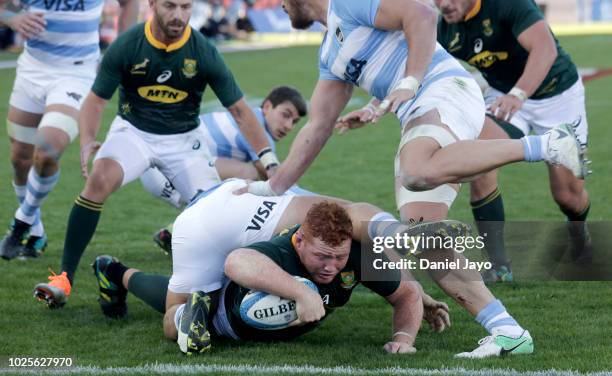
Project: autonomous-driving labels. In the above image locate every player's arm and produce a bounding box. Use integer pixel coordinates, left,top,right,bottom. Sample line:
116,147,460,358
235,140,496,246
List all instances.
227,98,279,175
513,21,558,98
381,280,423,353
373,0,437,116
242,79,353,196
0,6,45,39
225,248,325,323
78,92,108,178
116,0,139,33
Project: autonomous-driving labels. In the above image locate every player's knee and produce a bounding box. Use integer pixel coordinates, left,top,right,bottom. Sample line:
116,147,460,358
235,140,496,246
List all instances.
10,145,33,174
401,168,441,191
33,146,60,173
85,168,121,200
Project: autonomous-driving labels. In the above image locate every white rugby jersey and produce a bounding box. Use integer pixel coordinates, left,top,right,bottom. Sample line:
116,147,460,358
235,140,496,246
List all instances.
199,107,276,162
318,0,472,121
23,0,104,64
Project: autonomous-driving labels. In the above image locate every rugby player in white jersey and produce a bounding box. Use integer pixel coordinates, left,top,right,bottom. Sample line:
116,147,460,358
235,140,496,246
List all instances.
0,0,139,259
139,85,309,210
235,0,588,358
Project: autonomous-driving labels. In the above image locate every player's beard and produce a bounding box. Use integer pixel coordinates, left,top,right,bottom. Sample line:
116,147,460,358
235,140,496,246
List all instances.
284,1,313,30
157,13,186,40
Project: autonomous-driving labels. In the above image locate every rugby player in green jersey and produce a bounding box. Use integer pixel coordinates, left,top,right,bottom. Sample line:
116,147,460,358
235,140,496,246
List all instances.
90,178,532,358
436,0,593,279
33,0,279,309
92,199,459,354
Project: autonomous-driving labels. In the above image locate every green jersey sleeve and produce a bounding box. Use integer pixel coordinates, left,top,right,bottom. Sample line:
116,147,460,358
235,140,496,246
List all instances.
359,248,401,298
201,42,244,108
500,0,543,38
91,38,125,100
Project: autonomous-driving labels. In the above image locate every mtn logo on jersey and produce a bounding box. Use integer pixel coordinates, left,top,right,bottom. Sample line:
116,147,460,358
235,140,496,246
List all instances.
468,51,509,69
42,0,85,11
137,85,188,103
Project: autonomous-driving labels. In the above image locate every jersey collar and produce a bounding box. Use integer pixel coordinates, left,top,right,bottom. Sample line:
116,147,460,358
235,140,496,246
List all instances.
464,0,481,21
145,19,191,52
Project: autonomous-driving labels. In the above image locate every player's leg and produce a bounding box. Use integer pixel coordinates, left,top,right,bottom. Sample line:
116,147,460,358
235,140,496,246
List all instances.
470,116,513,282
4,75,90,259
548,165,591,263
214,157,260,180
395,81,532,357
140,167,184,208
34,118,152,308
0,105,42,260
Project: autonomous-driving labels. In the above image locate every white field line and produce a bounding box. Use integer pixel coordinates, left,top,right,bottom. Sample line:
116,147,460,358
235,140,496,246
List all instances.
1,364,611,376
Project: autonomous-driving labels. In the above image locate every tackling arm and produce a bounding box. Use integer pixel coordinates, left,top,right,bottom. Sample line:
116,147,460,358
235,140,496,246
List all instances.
383,280,423,353
225,248,325,323
228,98,278,175
374,0,437,83
267,79,353,194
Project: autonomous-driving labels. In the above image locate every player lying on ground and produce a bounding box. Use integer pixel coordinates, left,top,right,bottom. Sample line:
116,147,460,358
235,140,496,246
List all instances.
140,85,309,210
0,0,138,260
93,201,454,355
91,179,533,358
435,0,594,274
33,0,277,308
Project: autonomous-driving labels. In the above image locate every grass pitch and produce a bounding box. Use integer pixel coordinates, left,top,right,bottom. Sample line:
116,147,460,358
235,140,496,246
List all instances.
0,35,611,374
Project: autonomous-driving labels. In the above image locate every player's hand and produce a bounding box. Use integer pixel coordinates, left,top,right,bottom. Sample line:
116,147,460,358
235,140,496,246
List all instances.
489,94,523,122
7,12,46,39
335,108,375,135
383,341,417,354
80,140,101,179
422,294,451,333
295,289,325,324
233,180,279,196
372,89,415,123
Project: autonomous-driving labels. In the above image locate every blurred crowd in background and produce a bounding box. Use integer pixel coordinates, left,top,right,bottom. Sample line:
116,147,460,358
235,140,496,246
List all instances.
0,0,611,51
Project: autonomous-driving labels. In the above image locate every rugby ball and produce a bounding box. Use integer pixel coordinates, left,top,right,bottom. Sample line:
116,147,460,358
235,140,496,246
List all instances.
239,276,319,330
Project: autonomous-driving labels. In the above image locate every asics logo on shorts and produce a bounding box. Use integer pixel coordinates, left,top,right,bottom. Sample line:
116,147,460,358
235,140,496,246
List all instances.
157,70,173,83
245,201,278,232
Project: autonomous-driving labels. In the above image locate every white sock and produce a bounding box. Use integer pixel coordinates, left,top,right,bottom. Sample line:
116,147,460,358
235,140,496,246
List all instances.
140,168,184,208
174,303,186,331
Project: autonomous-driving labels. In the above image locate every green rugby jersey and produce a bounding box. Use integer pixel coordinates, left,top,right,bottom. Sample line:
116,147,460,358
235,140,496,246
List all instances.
92,21,243,134
223,225,401,341
437,0,578,99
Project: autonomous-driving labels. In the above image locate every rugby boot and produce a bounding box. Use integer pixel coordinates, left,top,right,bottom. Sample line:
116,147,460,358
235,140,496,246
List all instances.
92,255,128,319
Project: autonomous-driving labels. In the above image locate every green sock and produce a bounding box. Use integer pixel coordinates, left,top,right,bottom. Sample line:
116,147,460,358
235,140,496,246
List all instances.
471,187,509,269
127,272,169,314
61,196,102,284
561,201,591,238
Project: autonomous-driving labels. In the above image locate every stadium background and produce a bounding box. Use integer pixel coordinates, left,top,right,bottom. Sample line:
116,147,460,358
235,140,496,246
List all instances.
0,1,611,375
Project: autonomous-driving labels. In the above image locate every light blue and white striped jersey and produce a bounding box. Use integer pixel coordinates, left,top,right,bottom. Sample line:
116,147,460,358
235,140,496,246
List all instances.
318,0,472,118
199,107,276,162
23,0,104,64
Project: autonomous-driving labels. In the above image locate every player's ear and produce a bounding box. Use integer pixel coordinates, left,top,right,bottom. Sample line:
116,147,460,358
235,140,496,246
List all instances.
262,100,273,116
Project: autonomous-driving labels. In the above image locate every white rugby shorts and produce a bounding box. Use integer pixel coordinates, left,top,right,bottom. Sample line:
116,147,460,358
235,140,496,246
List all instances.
168,179,293,294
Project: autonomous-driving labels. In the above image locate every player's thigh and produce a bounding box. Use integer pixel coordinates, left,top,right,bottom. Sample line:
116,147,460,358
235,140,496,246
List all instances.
214,157,260,181
94,117,153,187
36,104,79,155
521,80,588,146
7,106,40,165
158,127,221,200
